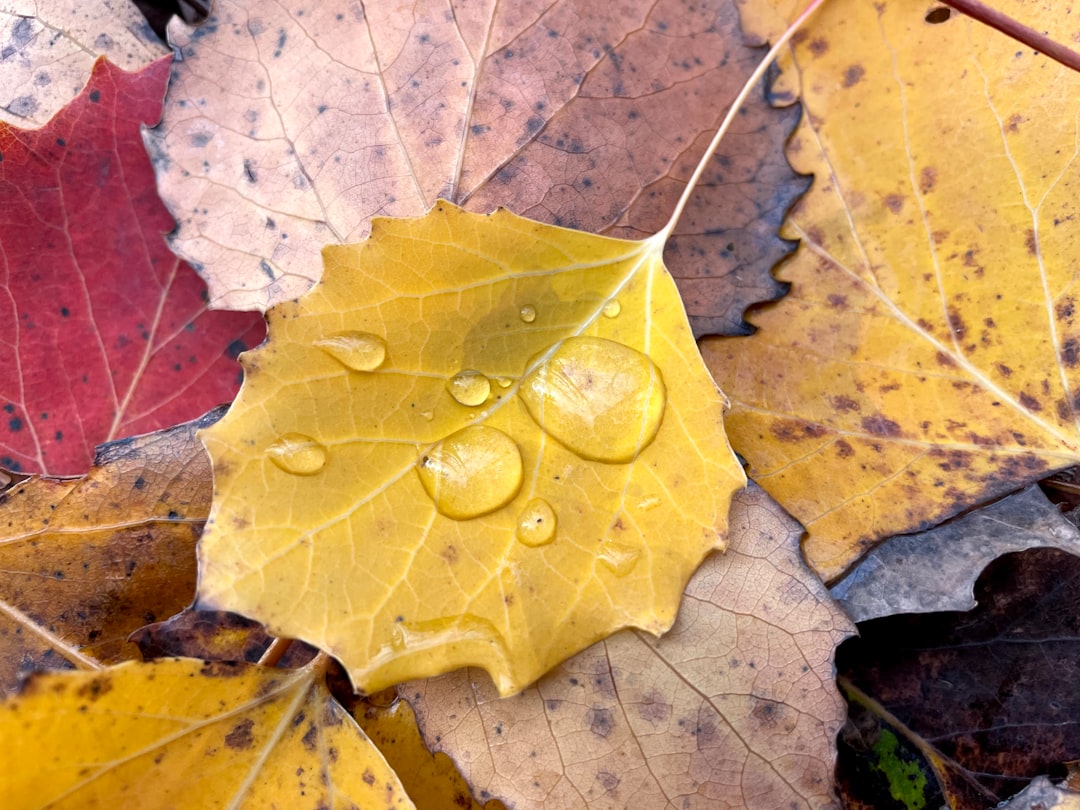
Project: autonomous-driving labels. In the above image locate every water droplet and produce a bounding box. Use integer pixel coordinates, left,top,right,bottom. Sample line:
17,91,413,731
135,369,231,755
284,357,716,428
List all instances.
420,410,434,421
519,336,666,463
417,425,523,519
266,433,327,475
494,376,513,389
516,499,557,547
637,496,661,511
602,299,621,318
598,540,640,577
314,331,386,371
519,305,537,323
447,370,491,407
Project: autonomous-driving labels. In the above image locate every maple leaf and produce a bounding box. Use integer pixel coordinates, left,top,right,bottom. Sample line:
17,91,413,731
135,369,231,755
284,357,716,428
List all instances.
145,0,805,336
0,408,218,694
0,2,167,127
0,656,415,810
198,202,746,695
0,57,264,476
405,484,853,810
702,0,1080,578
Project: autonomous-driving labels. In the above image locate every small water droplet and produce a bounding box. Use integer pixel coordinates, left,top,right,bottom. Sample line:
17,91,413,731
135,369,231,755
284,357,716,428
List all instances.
519,304,537,323
417,425,523,519
637,496,661,511
516,499,557,547
602,299,621,318
519,336,666,463
598,540,640,577
266,433,327,475
314,331,386,371
494,376,513,389
447,370,491,407
420,410,434,421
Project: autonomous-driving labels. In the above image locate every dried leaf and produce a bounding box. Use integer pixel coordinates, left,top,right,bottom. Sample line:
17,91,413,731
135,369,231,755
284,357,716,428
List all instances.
701,0,1080,578
0,56,264,476
0,656,415,809
996,777,1080,810
357,695,500,810
405,484,853,810
198,202,745,695
146,0,804,336
0,408,218,695
831,485,1080,622
130,609,273,665
0,2,166,126
838,548,1080,805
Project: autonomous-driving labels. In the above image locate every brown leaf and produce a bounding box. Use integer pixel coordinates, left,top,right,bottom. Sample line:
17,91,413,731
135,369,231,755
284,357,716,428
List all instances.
147,0,803,336
131,609,273,664
0,408,218,694
405,484,853,809
0,3,167,126
831,485,1080,622
838,548,1080,806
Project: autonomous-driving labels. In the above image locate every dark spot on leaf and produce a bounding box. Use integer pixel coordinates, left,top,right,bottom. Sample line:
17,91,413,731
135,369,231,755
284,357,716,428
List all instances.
8,417,22,432
637,690,671,724
925,6,951,23
829,395,860,413
133,476,146,490
1019,392,1042,412
227,339,248,359
770,420,829,442
947,309,967,340
808,38,828,56
1064,338,1080,367
835,439,855,458
585,707,615,737
76,676,113,700
362,768,376,785
883,194,903,213
1026,229,1038,256
596,771,620,791
302,723,318,750
827,294,847,309
919,166,937,193
861,415,902,437
189,131,212,148
225,718,255,750
843,64,865,87
525,116,543,135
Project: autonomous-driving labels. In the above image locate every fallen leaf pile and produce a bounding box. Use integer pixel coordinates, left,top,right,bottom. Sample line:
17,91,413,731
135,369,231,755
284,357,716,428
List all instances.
2,0,1080,807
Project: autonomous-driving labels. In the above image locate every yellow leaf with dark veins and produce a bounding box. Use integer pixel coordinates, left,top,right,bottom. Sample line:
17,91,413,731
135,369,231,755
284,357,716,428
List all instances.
198,202,744,695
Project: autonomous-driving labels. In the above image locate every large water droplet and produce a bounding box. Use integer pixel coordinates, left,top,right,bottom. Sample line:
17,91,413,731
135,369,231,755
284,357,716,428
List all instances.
447,370,491,407
519,336,666,463
602,299,621,318
519,305,537,323
267,433,327,475
516,499,557,547
598,540,640,577
417,425,523,519
314,331,386,371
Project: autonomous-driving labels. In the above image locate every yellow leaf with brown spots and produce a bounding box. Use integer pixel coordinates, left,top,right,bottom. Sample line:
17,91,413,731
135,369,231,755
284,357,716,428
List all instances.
702,0,1080,579
0,656,414,810
0,410,218,694
198,202,744,696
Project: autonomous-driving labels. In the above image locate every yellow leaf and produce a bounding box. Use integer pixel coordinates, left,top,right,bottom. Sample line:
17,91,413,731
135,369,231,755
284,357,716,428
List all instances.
0,657,414,810
702,0,1080,579
199,202,744,695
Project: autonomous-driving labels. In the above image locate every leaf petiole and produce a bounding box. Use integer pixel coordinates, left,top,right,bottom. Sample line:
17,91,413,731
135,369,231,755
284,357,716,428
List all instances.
653,0,827,247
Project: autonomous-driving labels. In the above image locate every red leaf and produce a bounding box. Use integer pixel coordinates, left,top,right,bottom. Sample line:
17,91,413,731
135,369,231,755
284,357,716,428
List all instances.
0,57,264,476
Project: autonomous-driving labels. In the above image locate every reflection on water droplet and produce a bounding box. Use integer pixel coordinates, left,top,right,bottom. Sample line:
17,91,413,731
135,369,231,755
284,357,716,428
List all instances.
598,540,640,577
314,331,386,371
516,499,557,547
637,496,661,511
267,433,327,475
602,299,621,318
416,425,523,519
420,410,434,421
519,336,666,463
447,370,491,406
495,376,513,389
519,305,537,323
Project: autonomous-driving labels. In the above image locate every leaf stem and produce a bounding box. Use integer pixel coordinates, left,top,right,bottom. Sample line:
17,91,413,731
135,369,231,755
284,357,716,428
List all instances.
257,637,293,667
655,0,828,244
940,0,1080,74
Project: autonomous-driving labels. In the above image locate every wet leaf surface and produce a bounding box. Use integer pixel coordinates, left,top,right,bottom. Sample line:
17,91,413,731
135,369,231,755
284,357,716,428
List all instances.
838,548,1080,806
0,656,415,809
0,408,218,694
0,56,264,476
405,485,853,810
831,485,1080,622
702,0,1080,579
198,202,745,695
147,0,804,336
0,2,166,126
